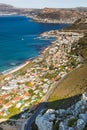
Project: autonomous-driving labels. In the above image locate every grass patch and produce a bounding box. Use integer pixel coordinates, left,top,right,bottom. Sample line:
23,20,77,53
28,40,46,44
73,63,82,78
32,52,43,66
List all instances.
68,118,77,127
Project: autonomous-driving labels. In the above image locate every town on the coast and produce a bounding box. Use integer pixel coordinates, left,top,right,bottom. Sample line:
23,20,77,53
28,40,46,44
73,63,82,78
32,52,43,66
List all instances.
0,30,84,120
0,2,87,130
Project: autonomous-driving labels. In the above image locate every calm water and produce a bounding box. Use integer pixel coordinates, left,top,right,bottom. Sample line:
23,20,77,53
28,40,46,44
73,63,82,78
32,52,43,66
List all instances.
0,16,69,72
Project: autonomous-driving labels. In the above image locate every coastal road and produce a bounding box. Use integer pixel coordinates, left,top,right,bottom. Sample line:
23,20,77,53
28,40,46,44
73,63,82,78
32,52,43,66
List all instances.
22,102,47,130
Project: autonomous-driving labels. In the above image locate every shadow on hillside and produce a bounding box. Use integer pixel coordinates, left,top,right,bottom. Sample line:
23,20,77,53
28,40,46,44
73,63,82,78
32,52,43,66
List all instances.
0,107,31,130
47,94,82,110
0,94,82,130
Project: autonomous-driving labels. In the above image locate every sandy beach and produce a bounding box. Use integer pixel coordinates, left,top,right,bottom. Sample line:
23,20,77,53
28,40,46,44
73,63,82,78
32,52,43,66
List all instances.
2,60,30,76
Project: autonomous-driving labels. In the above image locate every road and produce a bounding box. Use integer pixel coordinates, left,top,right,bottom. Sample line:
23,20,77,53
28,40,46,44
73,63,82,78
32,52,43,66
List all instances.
22,102,47,130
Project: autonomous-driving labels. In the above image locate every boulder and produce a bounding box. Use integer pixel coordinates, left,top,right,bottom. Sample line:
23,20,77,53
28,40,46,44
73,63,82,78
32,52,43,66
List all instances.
76,119,86,130
79,113,87,123
49,114,56,121
59,122,67,130
82,92,87,101
46,109,55,114
35,114,53,130
68,127,74,130
57,109,66,117
66,109,73,115
35,109,56,130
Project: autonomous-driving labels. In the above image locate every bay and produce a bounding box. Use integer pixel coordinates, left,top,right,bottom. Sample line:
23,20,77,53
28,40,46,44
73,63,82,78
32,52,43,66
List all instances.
0,16,69,72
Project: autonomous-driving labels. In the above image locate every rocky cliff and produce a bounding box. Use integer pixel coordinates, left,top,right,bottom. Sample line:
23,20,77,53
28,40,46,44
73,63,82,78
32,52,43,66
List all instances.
35,92,87,130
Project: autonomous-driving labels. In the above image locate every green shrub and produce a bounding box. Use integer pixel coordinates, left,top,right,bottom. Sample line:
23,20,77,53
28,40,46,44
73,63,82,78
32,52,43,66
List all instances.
68,118,77,127
83,123,87,130
53,121,60,130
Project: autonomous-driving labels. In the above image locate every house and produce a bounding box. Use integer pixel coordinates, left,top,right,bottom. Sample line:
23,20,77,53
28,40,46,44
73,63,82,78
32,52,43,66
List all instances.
0,111,3,116
12,96,21,103
16,103,21,108
0,100,2,105
23,93,30,100
4,102,12,109
2,94,8,99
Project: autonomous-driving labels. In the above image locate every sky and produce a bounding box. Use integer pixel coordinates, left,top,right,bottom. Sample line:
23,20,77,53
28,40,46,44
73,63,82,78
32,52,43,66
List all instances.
0,0,87,8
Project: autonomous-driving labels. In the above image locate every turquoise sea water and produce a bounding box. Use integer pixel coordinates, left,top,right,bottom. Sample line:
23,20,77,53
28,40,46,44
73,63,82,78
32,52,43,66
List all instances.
0,16,69,73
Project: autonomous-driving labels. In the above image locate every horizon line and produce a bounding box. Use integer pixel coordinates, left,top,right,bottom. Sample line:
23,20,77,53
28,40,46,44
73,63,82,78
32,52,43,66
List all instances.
0,3,87,9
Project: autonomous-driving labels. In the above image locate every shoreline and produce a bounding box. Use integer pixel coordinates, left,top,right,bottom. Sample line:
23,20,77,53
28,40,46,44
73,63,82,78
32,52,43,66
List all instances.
0,44,51,77
0,37,57,77
1,60,30,76
0,29,82,77
0,15,64,77
1,44,53,77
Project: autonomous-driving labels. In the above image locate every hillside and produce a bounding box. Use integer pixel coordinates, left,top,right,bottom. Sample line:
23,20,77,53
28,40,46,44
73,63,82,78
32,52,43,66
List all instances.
48,17,87,109
34,17,87,130
32,7,87,23
65,16,87,30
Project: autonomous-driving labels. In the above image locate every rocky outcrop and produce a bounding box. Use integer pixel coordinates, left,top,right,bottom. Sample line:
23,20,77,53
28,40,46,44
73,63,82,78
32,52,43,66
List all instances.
35,109,55,130
35,92,87,130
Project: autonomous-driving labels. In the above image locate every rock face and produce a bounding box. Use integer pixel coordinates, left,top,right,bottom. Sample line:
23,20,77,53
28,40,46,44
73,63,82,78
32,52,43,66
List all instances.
35,109,55,130
59,122,67,130
79,114,87,123
76,119,86,130
35,92,87,130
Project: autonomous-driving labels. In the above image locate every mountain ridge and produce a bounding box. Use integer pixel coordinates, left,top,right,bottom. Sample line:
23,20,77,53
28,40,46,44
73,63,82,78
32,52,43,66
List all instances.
0,3,87,23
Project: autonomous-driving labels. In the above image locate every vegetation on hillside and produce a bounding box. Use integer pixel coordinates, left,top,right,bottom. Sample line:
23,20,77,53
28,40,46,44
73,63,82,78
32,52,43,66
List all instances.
65,17,87,30
48,18,87,109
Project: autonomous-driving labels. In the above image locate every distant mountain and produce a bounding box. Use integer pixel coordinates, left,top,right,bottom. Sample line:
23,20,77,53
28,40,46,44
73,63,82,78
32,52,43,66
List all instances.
0,3,14,9
32,7,87,23
0,3,20,14
0,3,37,15
0,3,87,24
76,7,87,12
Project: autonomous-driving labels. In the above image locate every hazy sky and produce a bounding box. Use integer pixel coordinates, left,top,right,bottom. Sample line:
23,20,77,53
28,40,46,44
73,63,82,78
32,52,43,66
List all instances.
0,0,87,8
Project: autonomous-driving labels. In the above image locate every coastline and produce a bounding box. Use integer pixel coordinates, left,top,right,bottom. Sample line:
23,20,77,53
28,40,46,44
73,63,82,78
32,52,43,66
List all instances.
0,15,85,120
1,60,30,76
0,29,82,78
0,40,53,77
0,29,84,119
0,15,68,77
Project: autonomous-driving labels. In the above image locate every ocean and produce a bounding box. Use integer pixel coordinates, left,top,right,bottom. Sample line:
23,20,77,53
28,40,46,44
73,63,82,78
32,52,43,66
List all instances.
0,16,69,73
